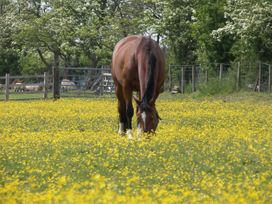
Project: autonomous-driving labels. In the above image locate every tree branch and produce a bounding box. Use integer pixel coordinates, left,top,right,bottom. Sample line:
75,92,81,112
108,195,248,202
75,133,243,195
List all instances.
36,48,50,67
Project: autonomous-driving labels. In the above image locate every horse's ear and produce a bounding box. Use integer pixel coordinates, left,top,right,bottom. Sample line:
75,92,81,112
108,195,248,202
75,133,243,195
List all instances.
133,95,141,105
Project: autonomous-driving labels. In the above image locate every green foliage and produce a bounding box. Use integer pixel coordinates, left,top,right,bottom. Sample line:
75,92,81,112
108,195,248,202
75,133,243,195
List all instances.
0,50,20,75
0,0,271,81
78,54,90,67
0,0,20,75
160,0,196,64
213,0,272,62
198,78,235,96
193,0,233,64
19,52,46,75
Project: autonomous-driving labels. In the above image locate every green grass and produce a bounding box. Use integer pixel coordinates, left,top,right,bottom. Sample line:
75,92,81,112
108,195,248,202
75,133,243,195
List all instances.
0,96,271,203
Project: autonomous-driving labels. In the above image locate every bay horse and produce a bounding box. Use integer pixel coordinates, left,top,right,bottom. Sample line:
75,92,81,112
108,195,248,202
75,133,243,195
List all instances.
112,35,165,139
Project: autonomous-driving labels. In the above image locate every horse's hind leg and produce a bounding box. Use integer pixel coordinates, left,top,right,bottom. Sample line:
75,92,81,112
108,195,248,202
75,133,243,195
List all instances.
115,83,127,135
123,86,134,139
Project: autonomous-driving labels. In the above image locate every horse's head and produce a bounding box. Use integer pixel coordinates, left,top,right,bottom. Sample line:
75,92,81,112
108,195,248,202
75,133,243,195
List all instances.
134,96,161,132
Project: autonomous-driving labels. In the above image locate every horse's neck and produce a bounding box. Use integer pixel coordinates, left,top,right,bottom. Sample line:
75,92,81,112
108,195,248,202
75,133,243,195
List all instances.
138,62,147,99
138,58,156,102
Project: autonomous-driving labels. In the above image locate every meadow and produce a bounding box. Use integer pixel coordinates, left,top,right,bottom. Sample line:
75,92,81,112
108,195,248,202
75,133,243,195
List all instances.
0,93,271,203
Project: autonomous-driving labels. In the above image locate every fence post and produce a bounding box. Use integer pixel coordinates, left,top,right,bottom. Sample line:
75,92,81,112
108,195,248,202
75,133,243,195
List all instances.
168,65,172,91
268,64,271,93
192,65,195,92
219,63,223,80
258,62,261,92
100,69,103,95
236,62,240,91
5,73,10,101
181,66,185,94
43,72,48,99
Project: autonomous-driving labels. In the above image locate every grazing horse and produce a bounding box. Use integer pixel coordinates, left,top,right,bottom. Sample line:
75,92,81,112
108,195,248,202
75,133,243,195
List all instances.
112,35,165,139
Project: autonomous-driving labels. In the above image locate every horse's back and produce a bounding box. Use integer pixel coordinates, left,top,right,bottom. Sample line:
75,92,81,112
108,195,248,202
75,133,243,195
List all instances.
112,35,141,66
112,36,141,87
112,35,165,93
113,35,140,54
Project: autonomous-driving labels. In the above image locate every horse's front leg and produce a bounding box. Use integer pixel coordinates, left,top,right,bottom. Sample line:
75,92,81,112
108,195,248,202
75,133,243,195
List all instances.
115,83,127,135
123,86,134,139
135,105,143,140
118,100,127,135
125,100,134,139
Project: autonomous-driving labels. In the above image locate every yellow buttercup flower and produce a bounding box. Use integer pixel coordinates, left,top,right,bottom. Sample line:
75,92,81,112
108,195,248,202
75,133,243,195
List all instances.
0,95,271,203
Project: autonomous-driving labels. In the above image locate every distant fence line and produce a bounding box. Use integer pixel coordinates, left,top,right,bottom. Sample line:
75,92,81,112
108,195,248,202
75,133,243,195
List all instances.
60,67,114,96
0,67,114,101
1,62,271,100
167,62,272,93
0,73,49,101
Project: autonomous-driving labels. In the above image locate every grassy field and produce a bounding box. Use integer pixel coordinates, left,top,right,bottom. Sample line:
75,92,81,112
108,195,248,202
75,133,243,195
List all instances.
0,91,52,100
0,93,271,203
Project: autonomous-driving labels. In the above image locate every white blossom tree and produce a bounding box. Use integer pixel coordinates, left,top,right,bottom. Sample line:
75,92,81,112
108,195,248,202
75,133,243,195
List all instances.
212,0,272,61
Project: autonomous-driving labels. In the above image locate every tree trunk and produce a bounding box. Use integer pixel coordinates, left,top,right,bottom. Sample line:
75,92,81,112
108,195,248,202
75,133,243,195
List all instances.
156,34,160,44
53,52,60,99
91,54,98,68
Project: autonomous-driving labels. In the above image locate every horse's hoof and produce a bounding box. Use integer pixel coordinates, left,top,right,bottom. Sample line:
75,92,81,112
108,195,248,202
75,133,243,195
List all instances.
137,129,142,141
118,123,125,136
118,130,125,136
126,129,133,140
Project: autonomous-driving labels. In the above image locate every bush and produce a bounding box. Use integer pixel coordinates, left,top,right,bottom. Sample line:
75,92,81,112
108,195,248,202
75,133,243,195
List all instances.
198,78,235,96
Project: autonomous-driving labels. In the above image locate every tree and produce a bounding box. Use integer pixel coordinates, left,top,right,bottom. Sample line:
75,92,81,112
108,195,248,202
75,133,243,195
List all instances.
165,0,196,64
110,0,146,37
193,0,234,66
212,0,272,62
0,0,20,75
19,51,46,75
2,0,271,80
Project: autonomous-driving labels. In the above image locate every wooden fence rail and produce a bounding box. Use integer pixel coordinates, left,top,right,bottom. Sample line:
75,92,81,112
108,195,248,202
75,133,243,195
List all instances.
0,67,114,100
1,72,49,101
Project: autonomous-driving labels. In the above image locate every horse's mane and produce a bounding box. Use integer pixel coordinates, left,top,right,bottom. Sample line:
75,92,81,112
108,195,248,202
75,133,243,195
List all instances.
140,37,156,104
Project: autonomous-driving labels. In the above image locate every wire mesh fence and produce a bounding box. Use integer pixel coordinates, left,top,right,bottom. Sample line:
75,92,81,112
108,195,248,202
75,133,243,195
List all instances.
1,62,271,100
166,62,272,94
59,67,114,98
